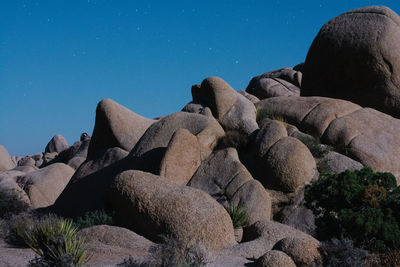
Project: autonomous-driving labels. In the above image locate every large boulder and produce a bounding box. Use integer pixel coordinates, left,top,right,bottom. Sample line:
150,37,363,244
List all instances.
108,170,236,251
246,67,301,100
188,148,271,224
0,145,15,171
88,98,155,158
302,6,400,118
273,237,322,267
256,96,400,182
45,134,69,153
259,137,317,193
224,220,318,259
130,112,224,171
51,147,130,217
256,250,296,267
193,77,258,135
159,129,201,185
16,163,75,208
78,225,153,266
318,151,364,174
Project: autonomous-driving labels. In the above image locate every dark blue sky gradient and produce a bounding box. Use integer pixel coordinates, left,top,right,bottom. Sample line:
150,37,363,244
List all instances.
1,0,400,156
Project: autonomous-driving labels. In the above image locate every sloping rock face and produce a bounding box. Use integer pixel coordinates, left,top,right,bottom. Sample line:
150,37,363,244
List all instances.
108,170,236,251
256,96,400,182
0,145,15,171
246,67,301,99
88,98,155,158
78,225,153,266
51,147,129,217
302,6,400,118
192,77,258,135
159,129,201,185
130,112,224,171
16,163,74,208
188,148,271,224
256,250,296,267
45,134,69,153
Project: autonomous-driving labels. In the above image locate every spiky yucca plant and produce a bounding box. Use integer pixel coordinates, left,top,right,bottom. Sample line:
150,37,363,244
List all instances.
226,203,248,228
24,214,89,266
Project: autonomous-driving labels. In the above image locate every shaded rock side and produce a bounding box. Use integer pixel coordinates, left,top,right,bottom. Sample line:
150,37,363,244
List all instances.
302,6,400,118
15,163,74,208
159,128,201,185
108,170,236,251
188,148,271,225
88,98,155,158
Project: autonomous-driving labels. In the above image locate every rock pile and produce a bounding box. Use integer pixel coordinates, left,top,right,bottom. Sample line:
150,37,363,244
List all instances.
1,5,400,266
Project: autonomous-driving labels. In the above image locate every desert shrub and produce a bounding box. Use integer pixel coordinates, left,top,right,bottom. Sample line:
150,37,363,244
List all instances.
305,168,400,251
74,210,114,230
320,238,368,267
0,188,30,218
24,214,89,266
119,236,209,267
226,203,248,228
366,249,400,267
0,211,37,246
256,107,287,124
216,130,248,150
297,134,333,158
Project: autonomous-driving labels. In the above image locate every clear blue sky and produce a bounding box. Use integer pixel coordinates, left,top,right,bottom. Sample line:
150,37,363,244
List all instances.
1,0,399,156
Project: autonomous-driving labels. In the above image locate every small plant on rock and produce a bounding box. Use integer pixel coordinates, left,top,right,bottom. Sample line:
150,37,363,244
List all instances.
217,130,249,151
305,168,400,252
74,210,114,230
24,214,89,266
0,188,30,218
226,203,248,228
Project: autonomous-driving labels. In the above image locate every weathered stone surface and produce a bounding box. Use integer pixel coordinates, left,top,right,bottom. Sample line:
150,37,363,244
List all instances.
322,108,400,180
16,163,74,208
17,156,35,167
273,237,322,267
256,96,400,182
246,67,301,99
108,170,236,251
130,112,224,172
318,151,364,174
182,102,213,117
88,98,155,158
45,134,69,153
0,178,31,211
230,179,272,225
188,148,271,224
224,220,318,259
0,239,35,267
159,129,201,185
51,147,129,218
253,119,288,158
262,137,317,192
78,225,153,266
0,145,15,171
193,77,238,119
238,90,260,104
256,250,296,267
302,6,400,118
256,96,360,134
220,93,258,135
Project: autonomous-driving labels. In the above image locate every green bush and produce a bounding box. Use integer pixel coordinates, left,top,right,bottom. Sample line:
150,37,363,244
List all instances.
0,212,37,247
305,168,400,251
24,214,89,266
226,203,248,228
74,210,114,230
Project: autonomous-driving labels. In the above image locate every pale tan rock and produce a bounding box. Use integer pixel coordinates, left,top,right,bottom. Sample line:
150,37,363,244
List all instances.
0,145,16,171
88,98,155,158
273,237,322,267
109,170,236,251
256,250,296,267
16,163,74,208
159,129,201,185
